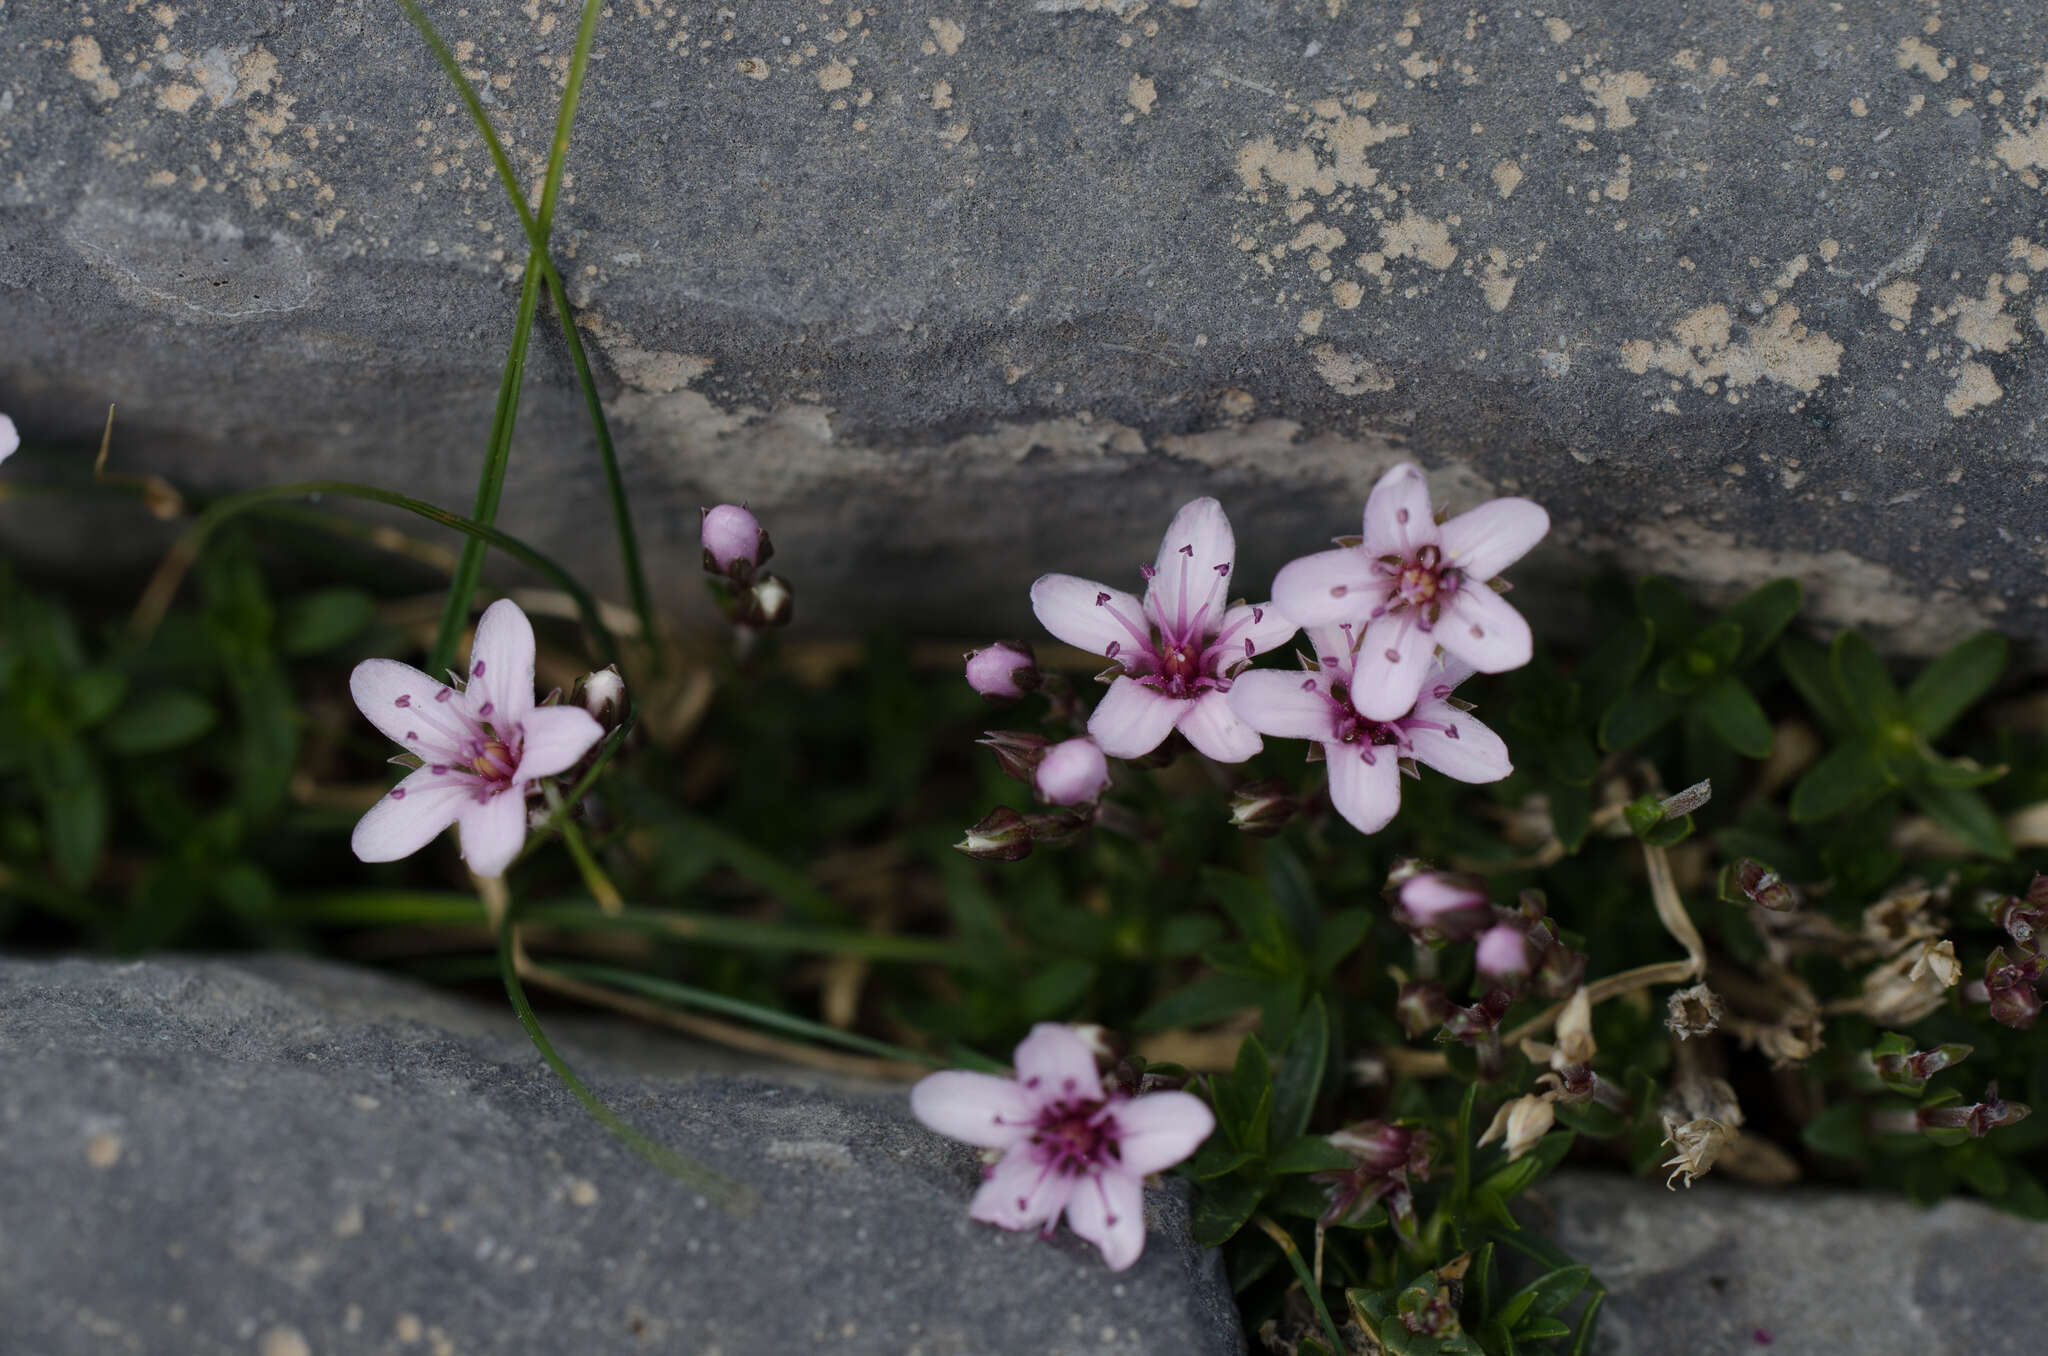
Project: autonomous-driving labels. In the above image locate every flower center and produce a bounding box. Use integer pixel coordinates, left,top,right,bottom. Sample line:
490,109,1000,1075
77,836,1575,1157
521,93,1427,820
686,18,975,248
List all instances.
1381,544,1459,620
1031,1099,1117,1176
471,736,519,785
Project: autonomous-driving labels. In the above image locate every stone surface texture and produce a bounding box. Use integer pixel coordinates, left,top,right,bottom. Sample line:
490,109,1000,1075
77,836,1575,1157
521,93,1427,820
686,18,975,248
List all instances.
3,2,2048,649
1532,1169,2048,1356
0,954,1244,1355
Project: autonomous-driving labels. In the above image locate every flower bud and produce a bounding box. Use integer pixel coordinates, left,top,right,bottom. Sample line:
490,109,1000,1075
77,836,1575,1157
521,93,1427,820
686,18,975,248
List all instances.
964,641,1039,701
1034,737,1110,806
1395,979,1453,1039
1314,1120,1435,1232
1918,1082,2032,1138
1475,923,1531,983
1021,806,1095,847
1872,1040,1973,1097
1985,948,2043,1030
1993,888,2048,957
578,665,625,727
0,412,16,466
976,730,1050,784
1478,1093,1556,1162
735,572,793,628
955,807,1032,861
1722,858,1800,912
1228,778,1299,837
1392,870,1493,942
700,503,772,582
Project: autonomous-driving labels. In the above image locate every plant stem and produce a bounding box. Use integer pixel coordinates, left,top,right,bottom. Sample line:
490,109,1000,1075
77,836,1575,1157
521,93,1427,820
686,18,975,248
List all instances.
1255,1216,1345,1355
543,782,623,915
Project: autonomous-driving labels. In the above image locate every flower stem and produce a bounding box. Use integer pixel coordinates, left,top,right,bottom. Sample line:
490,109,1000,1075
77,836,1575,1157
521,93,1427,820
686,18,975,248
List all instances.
1254,1215,1345,1355
543,782,623,916
494,912,753,1213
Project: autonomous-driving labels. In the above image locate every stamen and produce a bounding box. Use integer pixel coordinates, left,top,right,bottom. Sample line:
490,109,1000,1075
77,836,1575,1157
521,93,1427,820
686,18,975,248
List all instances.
472,660,487,677
435,689,453,703
394,695,411,708
390,787,406,799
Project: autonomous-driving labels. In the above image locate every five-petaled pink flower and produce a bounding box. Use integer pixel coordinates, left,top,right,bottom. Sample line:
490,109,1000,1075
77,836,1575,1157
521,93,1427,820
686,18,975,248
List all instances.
1271,463,1548,720
1226,626,1511,836
349,598,605,878
1030,498,1297,762
911,1023,1215,1271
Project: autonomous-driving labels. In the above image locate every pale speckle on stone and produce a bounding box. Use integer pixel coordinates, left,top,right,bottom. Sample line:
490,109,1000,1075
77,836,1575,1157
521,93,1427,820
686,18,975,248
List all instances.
259,1327,311,1356
85,1132,122,1169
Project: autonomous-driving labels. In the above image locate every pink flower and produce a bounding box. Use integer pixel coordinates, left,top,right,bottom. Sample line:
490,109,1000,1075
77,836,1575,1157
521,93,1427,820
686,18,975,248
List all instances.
700,503,771,581
1225,626,1511,836
1475,923,1532,981
348,599,605,878
1035,737,1110,806
965,641,1039,700
0,413,17,466
1271,463,1548,720
910,1023,1215,1271
1030,498,1296,762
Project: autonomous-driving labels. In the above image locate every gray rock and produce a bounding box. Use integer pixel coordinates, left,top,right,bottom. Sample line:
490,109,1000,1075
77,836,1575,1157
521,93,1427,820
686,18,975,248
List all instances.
4,1,2047,650
0,954,1244,1355
1530,1169,2048,1355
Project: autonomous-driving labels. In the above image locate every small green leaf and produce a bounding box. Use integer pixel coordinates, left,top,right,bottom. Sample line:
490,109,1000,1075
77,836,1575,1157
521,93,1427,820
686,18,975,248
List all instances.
1581,616,1653,718
1907,782,2011,860
1918,750,2007,789
1268,1136,1357,1174
101,690,219,756
1697,674,1774,758
1314,908,1374,979
67,668,129,729
1270,994,1330,1144
1515,1317,1573,1342
1599,682,1682,751
1134,971,1272,1031
1634,576,1695,646
1778,632,1852,735
1905,631,2006,738
1019,958,1097,1020
277,587,378,657
1802,1102,1867,1160
1722,578,1802,667
1831,631,1903,726
1789,742,1892,821
1186,1139,1259,1181
1190,1174,1267,1247
35,741,108,889
1507,1264,1591,1318
1214,1036,1274,1158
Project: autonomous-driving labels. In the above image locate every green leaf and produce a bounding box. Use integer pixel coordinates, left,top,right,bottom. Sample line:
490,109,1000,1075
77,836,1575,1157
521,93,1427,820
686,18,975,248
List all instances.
1314,908,1374,979
34,741,108,889
1581,616,1653,719
1778,632,1852,736
1568,1293,1606,1356
1905,631,2006,738
1478,1131,1576,1203
1505,1265,1591,1318
1189,1174,1266,1247
1264,843,1322,949
1656,621,1743,695
1516,1317,1573,1342
1634,576,1696,646
1906,782,2011,860
1789,742,1892,821
1697,674,1773,758
66,668,129,729
1270,994,1330,1144
1268,1136,1357,1174
277,587,377,657
1134,971,1273,1032
1549,779,1592,853
1918,750,2007,789
1598,682,1682,752
1801,1102,1867,1160
1831,631,1903,726
1722,578,1802,668
1214,1036,1274,1158
100,690,219,756
1186,1138,1259,1181
1018,958,1097,1020
1201,867,1297,972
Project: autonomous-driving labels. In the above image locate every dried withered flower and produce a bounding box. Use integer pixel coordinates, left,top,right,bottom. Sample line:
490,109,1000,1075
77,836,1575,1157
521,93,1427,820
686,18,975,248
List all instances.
1659,1072,1744,1189
1858,939,1960,1026
1666,983,1726,1039
1477,1094,1556,1162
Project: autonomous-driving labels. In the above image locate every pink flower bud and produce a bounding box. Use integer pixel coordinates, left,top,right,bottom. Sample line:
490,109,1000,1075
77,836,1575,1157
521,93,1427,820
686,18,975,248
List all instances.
578,665,625,727
1228,778,1299,837
700,503,772,581
965,642,1038,701
1034,737,1110,806
1393,870,1493,941
0,413,17,467
956,807,1033,861
1475,923,1531,981
976,729,1051,784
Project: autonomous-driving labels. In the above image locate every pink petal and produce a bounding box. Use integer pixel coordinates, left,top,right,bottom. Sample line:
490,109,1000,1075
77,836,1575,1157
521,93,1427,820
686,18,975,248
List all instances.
1439,497,1550,581
349,659,471,761
1030,574,1150,658
1349,612,1436,721
910,1071,1037,1150
456,788,528,878
1227,670,1337,741
1064,1168,1147,1271
349,767,469,863
1271,548,1380,630
465,598,537,729
1438,585,1533,673
1327,746,1402,835
1214,601,1299,660
1145,497,1235,635
1012,1023,1104,1104
1407,704,1513,783
514,705,605,782
1363,462,1437,555
969,1148,1073,1233
1176,690,1262,763
1112,1091,1216,1177
1087,676,1184,759
0,413,18,465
